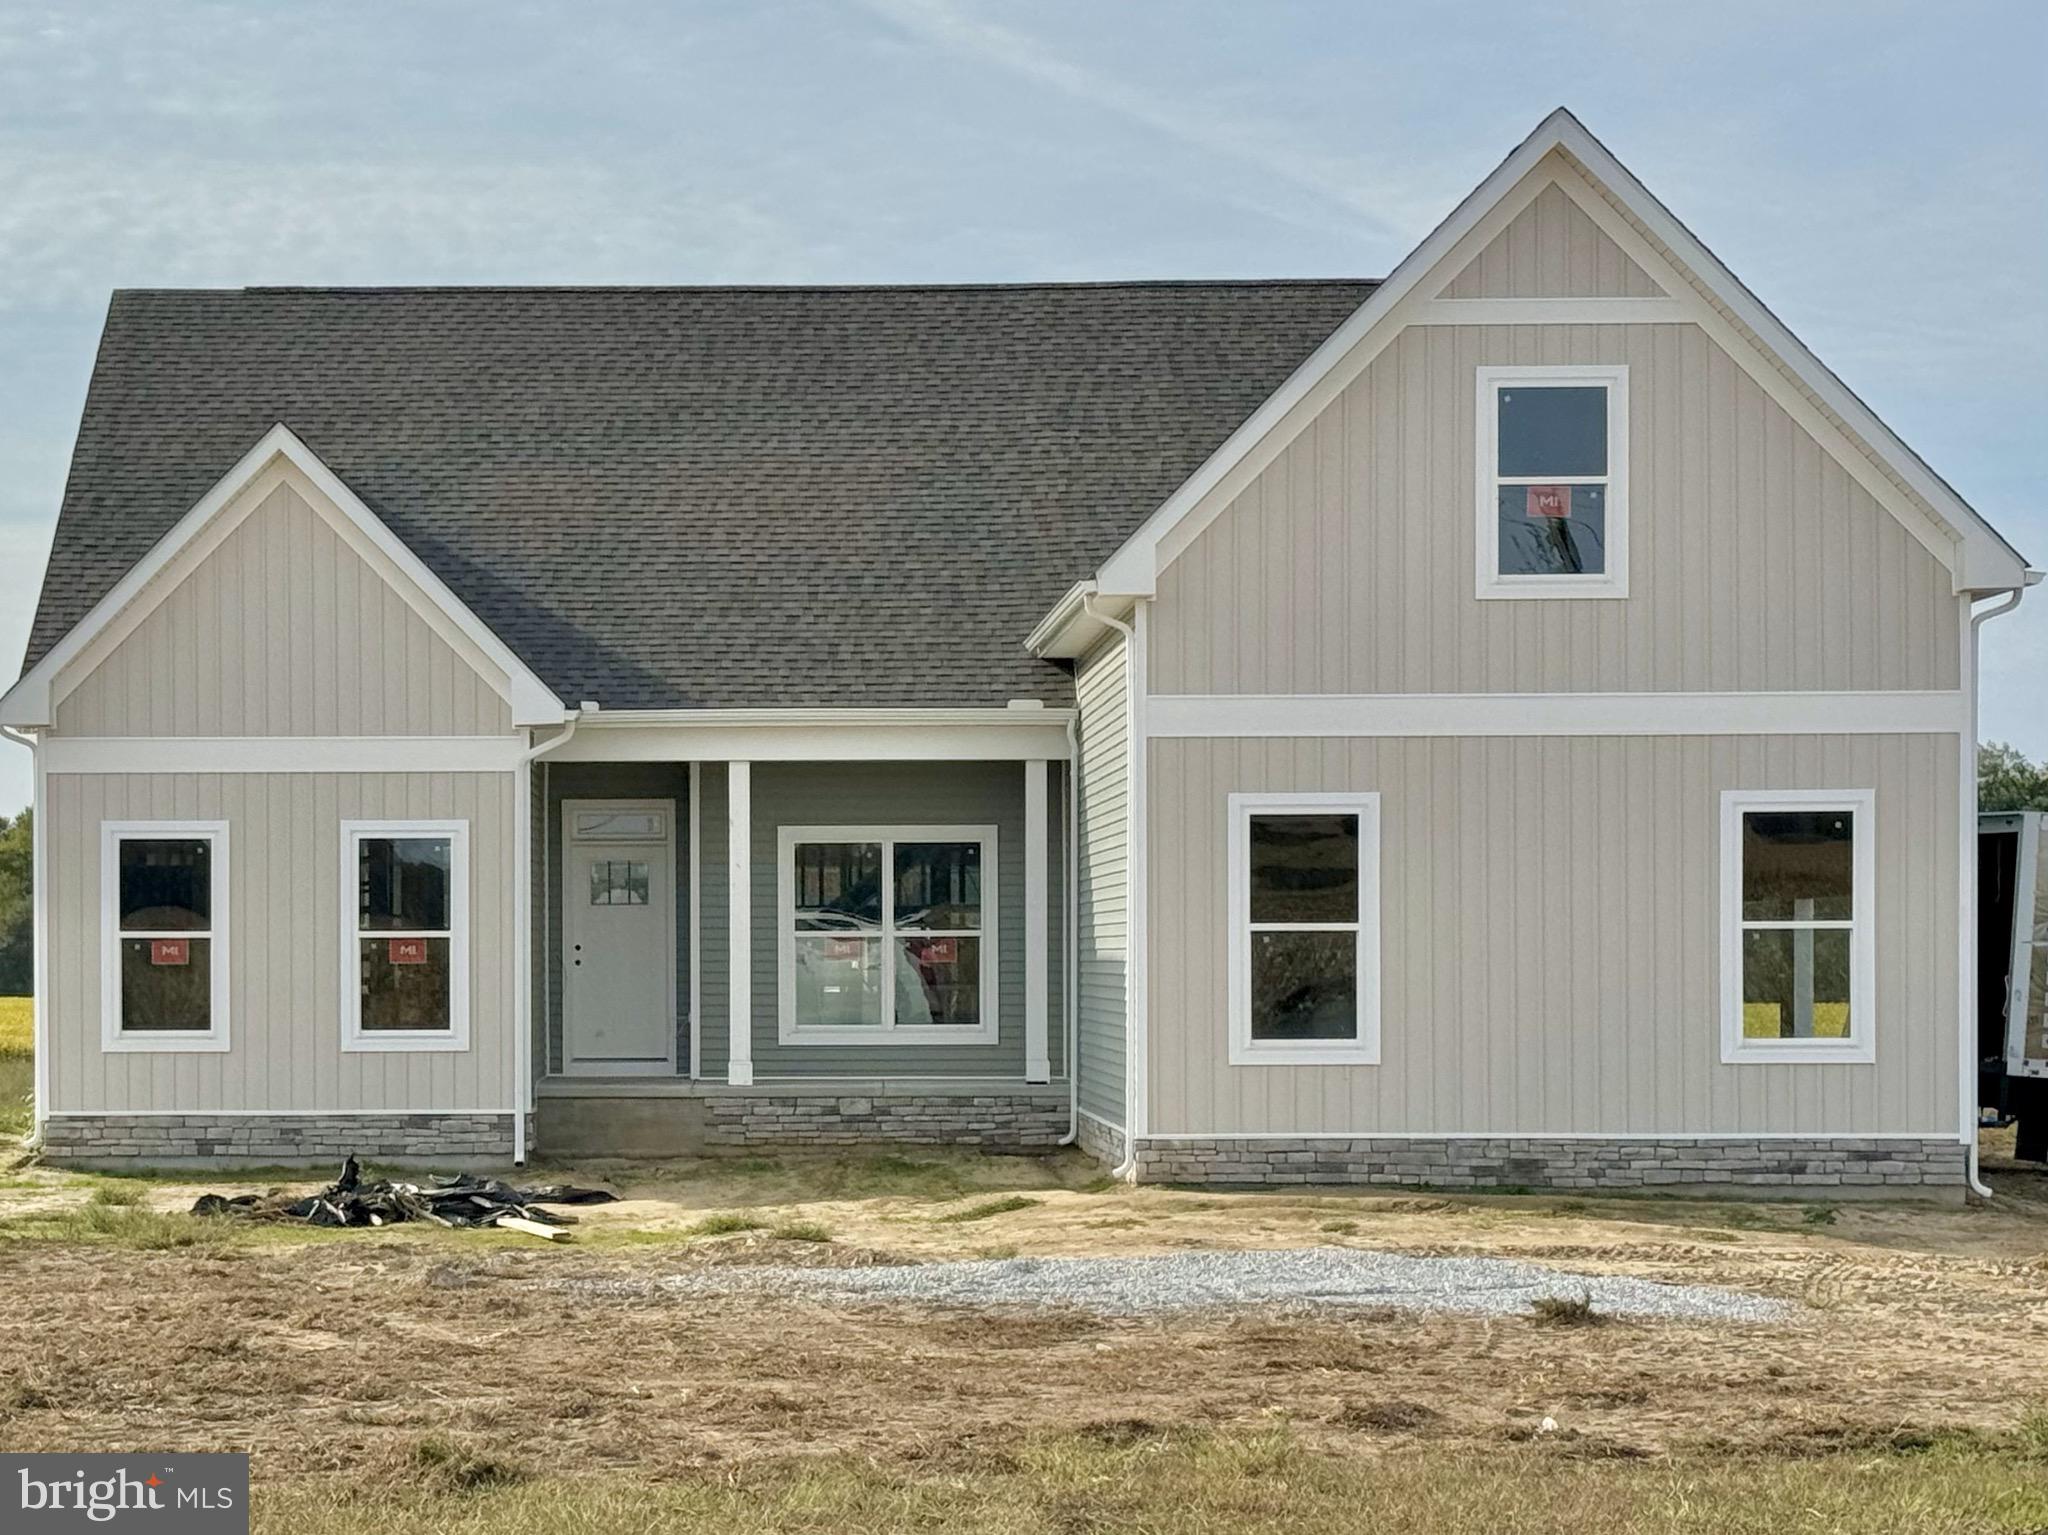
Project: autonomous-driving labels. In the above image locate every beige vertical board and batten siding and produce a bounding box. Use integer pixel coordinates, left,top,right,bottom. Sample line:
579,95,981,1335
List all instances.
1075,635,1130,1128
43,771,519,1114
1147,733,1956,1137
54,480,512,738
1149,323,1960,696
1441,181,1665,299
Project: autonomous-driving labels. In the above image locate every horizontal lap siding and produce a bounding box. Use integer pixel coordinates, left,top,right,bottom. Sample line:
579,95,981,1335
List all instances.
1076,637,1130,1127
1147,734,1957,1137
698,762,1063,1081
1150,324,1960,696
53,480,511,737
45,771,520,1114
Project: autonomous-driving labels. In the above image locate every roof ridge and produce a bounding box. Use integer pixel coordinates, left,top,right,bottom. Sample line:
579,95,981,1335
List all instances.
106,277,1382,299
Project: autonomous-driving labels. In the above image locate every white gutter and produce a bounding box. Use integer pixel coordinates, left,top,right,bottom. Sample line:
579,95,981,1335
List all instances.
1083,593,1144,1182
1057,711,1080,1145
1966,585,2032,1198
512,710,585,1164
0,725,44,1146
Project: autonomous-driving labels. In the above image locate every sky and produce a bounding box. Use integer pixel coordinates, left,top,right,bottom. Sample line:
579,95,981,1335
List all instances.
0,0,2043,815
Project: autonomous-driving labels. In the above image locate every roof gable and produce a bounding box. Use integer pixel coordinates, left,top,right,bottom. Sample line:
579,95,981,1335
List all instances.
1440,180,1663,299
2,424,565,729
1088,109,2031,604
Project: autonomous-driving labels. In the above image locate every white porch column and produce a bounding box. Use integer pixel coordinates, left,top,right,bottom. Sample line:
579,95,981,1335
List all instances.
727,759,754,1086
1024,757,1051,1083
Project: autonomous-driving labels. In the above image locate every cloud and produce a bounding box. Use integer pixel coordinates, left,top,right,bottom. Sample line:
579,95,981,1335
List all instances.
853,0,1441,246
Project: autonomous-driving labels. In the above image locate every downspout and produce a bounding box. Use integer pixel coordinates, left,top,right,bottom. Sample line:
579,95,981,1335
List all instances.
514,710,584,1164
0,725,43,1148
1058,712,1080,1145
1083,593,1142,1182
1967,587,2028,1198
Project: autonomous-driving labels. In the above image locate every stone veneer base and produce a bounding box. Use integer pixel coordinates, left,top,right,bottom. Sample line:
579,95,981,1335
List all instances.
41,1113,515,1167
705,1093,1068,1149
1076,1111,1128,1170
1133,1136,1968,1197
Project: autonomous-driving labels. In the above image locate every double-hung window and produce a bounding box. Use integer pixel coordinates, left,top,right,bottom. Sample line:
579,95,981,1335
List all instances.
777,824,998,1044
342,820,469,1050
1476,364,1629,598
1720,790,1875,1064
101,821,230,1051
1228,793,1381,1065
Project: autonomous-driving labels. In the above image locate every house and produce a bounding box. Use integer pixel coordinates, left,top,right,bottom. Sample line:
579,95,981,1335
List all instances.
2,110,2033,1194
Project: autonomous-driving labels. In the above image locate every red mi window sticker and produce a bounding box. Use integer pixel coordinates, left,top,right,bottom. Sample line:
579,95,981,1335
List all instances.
388,937,429,965
150,939,190,966
1525,485,1569,518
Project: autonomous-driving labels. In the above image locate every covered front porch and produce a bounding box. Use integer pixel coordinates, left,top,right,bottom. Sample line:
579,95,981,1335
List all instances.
525,706,1075,1156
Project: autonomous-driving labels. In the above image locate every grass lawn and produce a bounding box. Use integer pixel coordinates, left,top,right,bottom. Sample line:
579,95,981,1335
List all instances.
4,998,2048,1533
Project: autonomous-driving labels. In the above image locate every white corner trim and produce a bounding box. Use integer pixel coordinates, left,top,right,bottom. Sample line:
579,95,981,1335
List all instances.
1082,109,2026,601
727,761,754,1086
0,423,565,730
339,818,473,1052
1474,363,1629,601
1718,788,1877,1065
44,736,524,775
773,822,1001,1047
1024,758,1051,1082
1226,790,1382,1068
1146,691,1968,740
100,820,231,1054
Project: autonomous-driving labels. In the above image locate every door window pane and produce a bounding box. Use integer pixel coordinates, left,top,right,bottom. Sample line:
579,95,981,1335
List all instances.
573,810,664,841
590,860,650,906
1498,385,1606,476
359,936,453,1031
896,934,980,1026
792,842,883,928
1741,927,1852,1039
895,842,982,930
359,837,452,931
1250,930,1358,1040
119,936,213,1031
1741,811,1854,920
793,934,882,1027
1497,484,1606,576
118,839,211,930
1248,815,1358,924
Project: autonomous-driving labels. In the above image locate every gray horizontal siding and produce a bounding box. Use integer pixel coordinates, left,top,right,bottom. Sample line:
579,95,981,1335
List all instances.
697,761,1064,1082
1075,636,1130,1128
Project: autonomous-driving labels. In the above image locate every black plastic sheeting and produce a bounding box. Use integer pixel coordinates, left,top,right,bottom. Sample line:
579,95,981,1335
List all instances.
191,1155,617,1230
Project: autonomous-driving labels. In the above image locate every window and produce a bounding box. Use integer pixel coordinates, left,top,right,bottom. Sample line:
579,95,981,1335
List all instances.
1228,793,1380,1065
341,820,469,1051
1476,364,1629,598
589,860,650,906
776,824,998,1043
101,822,230,1051
1720,790,1875,1064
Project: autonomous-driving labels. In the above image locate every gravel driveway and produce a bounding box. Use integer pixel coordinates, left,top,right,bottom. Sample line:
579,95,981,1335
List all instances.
643,1247,1791,1323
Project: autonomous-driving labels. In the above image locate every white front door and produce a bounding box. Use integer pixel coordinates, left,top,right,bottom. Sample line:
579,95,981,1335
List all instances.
563,799,675,1074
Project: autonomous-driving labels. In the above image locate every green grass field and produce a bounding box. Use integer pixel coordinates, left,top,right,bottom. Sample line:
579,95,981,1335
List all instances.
0,995,30,1138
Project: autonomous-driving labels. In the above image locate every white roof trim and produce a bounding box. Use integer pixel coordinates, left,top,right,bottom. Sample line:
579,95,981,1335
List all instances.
1090,107,2031,601
0,423,566,729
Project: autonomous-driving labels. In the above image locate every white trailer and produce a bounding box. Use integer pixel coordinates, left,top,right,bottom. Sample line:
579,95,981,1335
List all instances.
1980,811,2048,1158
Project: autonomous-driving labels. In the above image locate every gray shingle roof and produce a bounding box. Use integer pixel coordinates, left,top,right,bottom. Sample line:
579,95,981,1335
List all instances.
28,281,1375,709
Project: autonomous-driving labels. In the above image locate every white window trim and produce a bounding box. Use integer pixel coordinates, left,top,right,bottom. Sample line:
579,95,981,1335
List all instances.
776,823,1000,1046
100,820,231,1053
1475,363,1629,600
1227,792,1381,1067
1719,788,1876,1065
340,819,471,1053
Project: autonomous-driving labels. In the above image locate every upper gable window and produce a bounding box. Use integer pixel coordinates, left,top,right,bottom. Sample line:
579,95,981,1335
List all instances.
1475,365,1629,599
